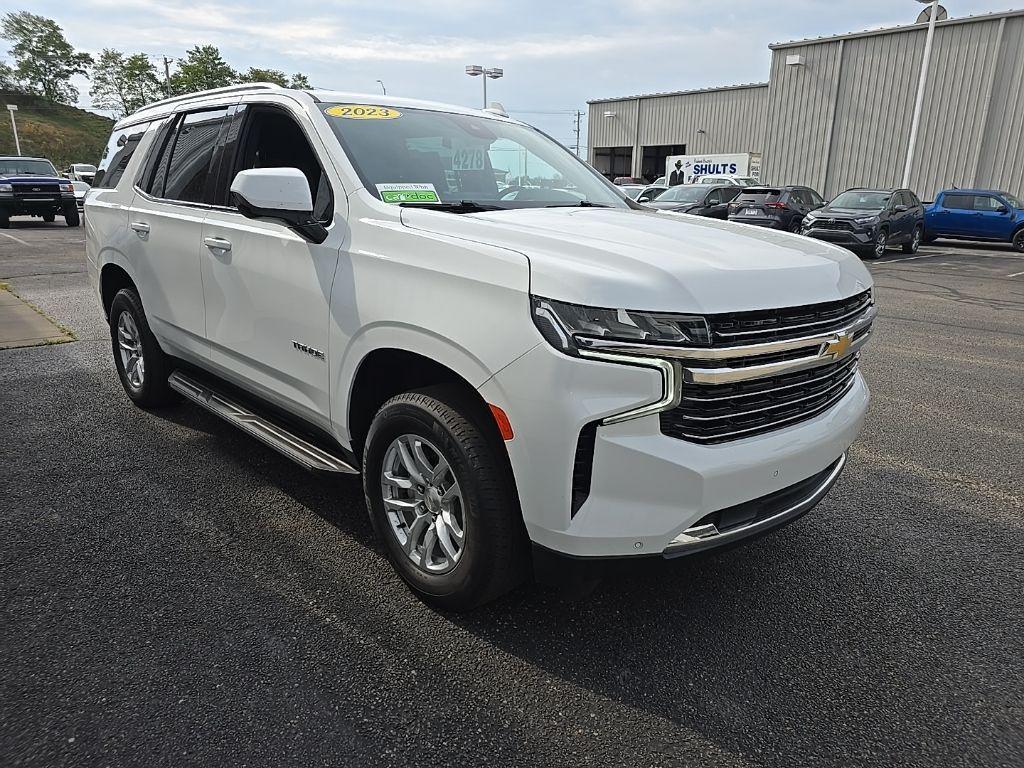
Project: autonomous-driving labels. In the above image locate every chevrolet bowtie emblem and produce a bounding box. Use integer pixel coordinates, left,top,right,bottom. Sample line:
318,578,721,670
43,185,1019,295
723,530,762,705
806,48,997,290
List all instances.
824,332,853,359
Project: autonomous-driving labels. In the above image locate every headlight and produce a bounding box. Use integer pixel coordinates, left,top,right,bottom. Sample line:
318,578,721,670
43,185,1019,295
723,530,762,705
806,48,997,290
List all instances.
0,183,12,193
854,215,879,226
532,296,710,357
60,183,74,193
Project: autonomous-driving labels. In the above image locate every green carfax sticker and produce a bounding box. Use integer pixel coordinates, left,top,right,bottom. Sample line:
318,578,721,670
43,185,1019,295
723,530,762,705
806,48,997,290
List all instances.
376,183,440,204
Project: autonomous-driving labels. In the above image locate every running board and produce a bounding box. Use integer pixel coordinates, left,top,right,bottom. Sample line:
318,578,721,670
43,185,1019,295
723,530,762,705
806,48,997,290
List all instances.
168,370,358,475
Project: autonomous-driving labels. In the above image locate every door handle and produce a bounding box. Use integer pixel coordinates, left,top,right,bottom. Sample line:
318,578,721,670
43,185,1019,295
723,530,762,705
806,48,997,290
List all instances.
204,237,232,252
129,221,150,234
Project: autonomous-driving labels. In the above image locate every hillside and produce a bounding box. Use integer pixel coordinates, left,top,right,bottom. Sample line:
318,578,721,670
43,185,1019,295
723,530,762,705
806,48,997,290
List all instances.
0,90,113,171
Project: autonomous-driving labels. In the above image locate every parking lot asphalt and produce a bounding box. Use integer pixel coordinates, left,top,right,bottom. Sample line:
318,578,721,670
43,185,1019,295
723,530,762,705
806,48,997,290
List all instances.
1,218,1022,768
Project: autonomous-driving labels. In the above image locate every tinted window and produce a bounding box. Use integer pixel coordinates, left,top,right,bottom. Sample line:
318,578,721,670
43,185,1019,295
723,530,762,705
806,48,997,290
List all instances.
222,107,333,222
737,188,781,204
0,158,59,176
722,187,742,202
808,189,824,206
973,195,1003,211
95,123,149,189
162,108,229,203
943,193,973,210
831,190,891,210
706,189,723,205
905,190,921,207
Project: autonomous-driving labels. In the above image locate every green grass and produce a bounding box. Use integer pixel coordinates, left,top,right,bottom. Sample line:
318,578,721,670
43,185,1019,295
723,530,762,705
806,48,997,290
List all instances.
0,90,113,171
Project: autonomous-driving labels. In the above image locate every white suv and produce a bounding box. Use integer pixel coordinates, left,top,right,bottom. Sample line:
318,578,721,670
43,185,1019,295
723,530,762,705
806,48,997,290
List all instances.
86,84,874,609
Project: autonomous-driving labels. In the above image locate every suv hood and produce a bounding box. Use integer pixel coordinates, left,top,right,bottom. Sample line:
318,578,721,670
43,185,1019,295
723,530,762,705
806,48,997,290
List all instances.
0,174,66,184
401,206,871,313
819,207,883,218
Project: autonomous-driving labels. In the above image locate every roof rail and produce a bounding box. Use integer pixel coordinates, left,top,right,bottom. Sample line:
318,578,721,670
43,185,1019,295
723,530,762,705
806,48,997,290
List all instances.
135,82,283,113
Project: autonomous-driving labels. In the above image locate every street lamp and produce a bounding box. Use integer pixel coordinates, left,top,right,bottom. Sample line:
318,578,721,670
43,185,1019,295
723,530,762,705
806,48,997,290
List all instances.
465,65,503,108
376,79,386,96
6,105,20,156
903,0,940,188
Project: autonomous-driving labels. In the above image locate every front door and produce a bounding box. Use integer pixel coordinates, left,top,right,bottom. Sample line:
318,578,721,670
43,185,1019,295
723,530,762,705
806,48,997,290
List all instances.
971,194,1015,240
200,100,346,428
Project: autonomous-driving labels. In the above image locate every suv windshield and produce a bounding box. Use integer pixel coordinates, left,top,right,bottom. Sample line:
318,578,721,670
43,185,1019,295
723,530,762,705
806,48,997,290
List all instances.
323,104,627,210
656,186,708,203
0,158,59,176
831,190,891,210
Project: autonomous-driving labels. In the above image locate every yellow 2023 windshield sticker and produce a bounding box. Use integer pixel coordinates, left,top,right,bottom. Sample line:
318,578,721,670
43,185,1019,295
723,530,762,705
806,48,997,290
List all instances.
325,105,402,120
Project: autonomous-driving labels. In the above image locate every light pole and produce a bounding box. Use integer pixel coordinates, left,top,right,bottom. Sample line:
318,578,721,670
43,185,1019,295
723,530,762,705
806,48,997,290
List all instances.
465,65,503,108
6,105,20,156
903,0,940,188
376,79,386,96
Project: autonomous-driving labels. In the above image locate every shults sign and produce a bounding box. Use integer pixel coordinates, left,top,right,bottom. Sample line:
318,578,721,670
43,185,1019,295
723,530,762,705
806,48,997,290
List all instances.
665,153,763,185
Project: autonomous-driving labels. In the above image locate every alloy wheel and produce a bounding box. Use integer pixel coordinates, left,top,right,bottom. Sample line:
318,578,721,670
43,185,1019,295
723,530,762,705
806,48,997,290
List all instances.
1014,231,1024,253
874,231,887,258
117,311,145,390
911,227,922,252
380,434,466,574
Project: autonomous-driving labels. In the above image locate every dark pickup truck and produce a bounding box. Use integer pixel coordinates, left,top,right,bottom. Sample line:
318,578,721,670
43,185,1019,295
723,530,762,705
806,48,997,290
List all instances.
0,156,80,228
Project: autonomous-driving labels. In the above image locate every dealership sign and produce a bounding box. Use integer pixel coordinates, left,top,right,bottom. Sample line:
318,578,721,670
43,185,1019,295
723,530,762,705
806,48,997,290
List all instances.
665,153,763,185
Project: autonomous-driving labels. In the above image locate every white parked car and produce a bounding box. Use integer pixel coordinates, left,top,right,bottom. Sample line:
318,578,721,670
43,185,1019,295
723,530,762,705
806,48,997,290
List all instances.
86,84,874,609
695,174,760,186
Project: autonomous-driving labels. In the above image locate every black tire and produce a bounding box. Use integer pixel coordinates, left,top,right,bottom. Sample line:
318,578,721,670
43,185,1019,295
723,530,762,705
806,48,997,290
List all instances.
109,288,177,408
0,210,9,228
43,213,56,223
63,204,80,227
789,218,803,233
862,228,888,260
1013,228,1024,253
903,225,922,254
362,387,528,610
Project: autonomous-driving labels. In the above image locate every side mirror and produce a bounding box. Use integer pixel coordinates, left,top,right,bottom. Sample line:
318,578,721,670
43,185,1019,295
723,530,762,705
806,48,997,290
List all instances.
230,168,328,244
894,204,908,213
997,205,1009,214
638,196,650,203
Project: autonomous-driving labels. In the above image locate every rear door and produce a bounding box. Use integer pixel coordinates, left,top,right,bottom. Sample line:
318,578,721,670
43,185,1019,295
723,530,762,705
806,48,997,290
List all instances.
934,192,974,236
127,105,233,361
199,97,347,428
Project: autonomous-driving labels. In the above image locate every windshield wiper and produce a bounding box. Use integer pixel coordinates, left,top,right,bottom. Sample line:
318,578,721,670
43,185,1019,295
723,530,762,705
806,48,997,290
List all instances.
400,200,503,213
543,200,613,208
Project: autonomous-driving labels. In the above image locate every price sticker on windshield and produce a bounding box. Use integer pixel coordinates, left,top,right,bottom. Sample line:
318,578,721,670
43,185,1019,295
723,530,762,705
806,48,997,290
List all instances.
325,105,402,120
451,148,486,171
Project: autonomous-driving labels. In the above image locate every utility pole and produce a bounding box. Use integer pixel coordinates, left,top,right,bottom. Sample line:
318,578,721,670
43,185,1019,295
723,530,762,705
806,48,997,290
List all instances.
162,56,173,97
573,110,583,158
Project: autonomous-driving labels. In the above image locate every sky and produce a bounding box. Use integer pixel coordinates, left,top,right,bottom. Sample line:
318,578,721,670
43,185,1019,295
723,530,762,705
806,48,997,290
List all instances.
7,0,1013,150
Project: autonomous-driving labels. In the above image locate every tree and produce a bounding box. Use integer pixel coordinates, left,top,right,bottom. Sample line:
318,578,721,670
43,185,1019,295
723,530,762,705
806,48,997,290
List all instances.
0,12,92,102
240,67,311,89
90,49,163,117
169,45,236,95
0,59,19,90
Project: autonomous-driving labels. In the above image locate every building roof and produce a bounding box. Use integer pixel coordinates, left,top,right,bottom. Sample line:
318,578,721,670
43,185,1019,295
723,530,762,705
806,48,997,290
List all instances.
769,7,1024,50
587,82,768,106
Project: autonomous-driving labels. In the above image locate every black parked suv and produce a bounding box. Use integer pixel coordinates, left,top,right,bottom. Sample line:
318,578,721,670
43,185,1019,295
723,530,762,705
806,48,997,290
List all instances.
803,188,924,259
0,156,79,228
644,184,742,218
728,185,826,232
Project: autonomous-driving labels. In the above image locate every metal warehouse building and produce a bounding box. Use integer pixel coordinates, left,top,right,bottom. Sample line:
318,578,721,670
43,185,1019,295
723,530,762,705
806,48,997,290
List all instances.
587,9,1024,200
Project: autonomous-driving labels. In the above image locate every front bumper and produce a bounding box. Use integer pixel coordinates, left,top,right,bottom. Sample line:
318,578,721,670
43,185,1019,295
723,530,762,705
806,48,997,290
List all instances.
0,193,76,215
479,341,870,559
803,223,875,247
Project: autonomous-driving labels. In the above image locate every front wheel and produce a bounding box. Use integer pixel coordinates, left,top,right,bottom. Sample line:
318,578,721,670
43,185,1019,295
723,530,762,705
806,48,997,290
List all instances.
1014,229,1024,253
43,213,56,223
789,218,803,233
363,388,528,610
0,210,9,228
862,229,888,260
903,225,922,254
63,204,80,227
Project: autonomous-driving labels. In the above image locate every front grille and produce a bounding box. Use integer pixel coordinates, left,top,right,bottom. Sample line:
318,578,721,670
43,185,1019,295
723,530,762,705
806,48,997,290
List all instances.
14,183,60,195
813,219,854,232
661,355,860,444
706,290,871,346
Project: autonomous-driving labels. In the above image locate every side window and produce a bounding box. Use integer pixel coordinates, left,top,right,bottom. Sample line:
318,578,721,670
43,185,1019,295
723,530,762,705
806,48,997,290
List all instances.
944,193,973,210
706,189,723,205
94,122,149,189
974,195,1001,211
224,107,333,223
723,187,742,202
906,191,921,207
791,189,810,206
162,107,230,203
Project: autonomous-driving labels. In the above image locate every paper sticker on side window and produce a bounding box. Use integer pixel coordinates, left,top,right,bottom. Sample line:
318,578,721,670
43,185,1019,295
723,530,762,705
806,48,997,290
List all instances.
375,183,440,204
325,105,402,120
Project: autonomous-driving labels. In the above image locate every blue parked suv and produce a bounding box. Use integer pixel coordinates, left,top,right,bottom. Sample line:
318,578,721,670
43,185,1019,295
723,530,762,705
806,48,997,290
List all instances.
924,189,1024,252
0,156,79,228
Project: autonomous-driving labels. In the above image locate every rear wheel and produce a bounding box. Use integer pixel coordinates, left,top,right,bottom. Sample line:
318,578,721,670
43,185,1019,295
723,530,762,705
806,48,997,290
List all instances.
109,288,177,408
789,218,803,233
363,388,528,610
903,225,922,254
